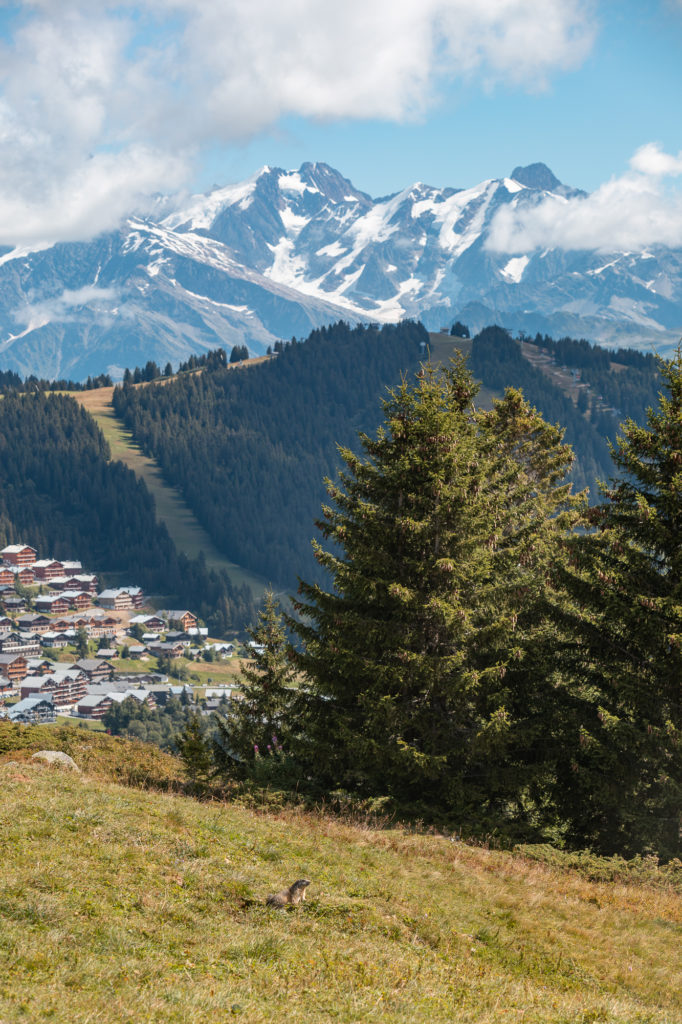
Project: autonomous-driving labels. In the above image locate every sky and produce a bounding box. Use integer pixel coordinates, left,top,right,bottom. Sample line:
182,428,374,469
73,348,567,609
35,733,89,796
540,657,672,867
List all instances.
0,0,681,252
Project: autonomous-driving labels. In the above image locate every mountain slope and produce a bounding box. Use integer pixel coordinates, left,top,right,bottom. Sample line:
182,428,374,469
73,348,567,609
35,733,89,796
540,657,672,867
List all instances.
1,161,681,379
1,738,680,1024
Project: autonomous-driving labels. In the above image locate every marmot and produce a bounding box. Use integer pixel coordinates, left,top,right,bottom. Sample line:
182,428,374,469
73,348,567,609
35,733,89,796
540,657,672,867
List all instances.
266,878,311,908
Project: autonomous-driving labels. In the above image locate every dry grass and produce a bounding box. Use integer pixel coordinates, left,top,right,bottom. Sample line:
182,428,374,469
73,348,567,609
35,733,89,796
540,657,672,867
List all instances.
0,727,680,1023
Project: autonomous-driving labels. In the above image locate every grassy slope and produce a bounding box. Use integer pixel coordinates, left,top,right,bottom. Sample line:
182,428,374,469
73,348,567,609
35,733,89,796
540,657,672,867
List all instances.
0,732,680,1024
71,386,267,598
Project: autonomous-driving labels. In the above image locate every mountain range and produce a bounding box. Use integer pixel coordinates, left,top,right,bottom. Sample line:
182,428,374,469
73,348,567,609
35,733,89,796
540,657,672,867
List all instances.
1,161,681,380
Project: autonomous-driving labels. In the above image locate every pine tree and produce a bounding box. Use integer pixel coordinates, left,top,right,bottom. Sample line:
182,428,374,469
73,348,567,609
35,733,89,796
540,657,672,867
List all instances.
290,359,579,825
555,350,682,858
213,590,296,776
176,714,213,787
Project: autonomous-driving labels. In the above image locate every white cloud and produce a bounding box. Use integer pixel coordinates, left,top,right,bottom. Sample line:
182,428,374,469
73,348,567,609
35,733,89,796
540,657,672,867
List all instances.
487,144,682,253
0,0,596,246
12,285,121,327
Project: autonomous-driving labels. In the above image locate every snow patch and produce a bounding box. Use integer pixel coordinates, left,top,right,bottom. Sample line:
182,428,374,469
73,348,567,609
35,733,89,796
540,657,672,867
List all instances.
316,240,347,258
500,255,529,283
504,178,526,193
278,171,320,195
280,206,309,234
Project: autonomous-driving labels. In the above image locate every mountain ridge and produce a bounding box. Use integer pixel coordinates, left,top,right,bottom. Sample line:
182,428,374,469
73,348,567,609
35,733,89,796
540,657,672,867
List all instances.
1,160,681,379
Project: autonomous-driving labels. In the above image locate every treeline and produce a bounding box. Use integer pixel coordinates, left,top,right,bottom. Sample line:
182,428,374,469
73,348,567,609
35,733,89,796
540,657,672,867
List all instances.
0,393,255,632
121,347,229,384
0,368,112,393
194,356,682,861
113,321,427,586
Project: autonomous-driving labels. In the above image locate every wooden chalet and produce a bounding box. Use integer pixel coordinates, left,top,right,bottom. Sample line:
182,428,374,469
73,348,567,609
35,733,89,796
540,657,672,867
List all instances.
74,658,115,682
7,695,56,724
34,595,69,615
60,591,93,611
0,632,41,657
97,588,132,610
0,653,28,684
7,565,35,586
21,670,87,707
1,544,37,567
129,614,165,632
0,568,14,587
76,694,113,720
16,613,51,634
32,559,64,581
158,609,198,632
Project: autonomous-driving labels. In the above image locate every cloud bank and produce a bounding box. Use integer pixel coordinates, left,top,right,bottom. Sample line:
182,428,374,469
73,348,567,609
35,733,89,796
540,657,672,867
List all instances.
487,144,682,253
0,0,595,246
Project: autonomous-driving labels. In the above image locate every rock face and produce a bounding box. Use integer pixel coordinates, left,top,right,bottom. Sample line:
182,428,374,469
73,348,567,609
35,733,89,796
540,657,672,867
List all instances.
31,751,80,772
0,160,681,380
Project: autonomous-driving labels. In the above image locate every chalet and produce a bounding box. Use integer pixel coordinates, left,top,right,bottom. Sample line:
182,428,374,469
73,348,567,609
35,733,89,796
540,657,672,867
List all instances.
109,689,157,710
40,630,76,649
17,614,51,634
1,544,37,567
32,559,64,581
97,588,133,610
7,565,35,586
147,640,186,658
144,683,192,705
0,653,28,684
63,574,98,594
158,609,198,632
128,645,149,660
34,595,69,615
74,658,114,682
22,669,87,706
0,616,13,630
120,586,144,609
60,590,92,611
0,632,41,657
25,657,54,675
165,631,191,647
61,561,82,573
0,568,14,587
129,614,165,632
1,596,25,613
96,648,117,660
8,695,56,724
76,694,112,720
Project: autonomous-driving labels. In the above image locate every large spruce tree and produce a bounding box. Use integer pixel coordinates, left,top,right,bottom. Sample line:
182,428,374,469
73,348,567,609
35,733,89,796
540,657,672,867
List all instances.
555,352,682,858
291,358,579,828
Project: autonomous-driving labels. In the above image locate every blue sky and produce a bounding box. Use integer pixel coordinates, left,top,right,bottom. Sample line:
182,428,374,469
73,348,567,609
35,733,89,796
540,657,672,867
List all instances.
198,1,682,197
0,0,680,248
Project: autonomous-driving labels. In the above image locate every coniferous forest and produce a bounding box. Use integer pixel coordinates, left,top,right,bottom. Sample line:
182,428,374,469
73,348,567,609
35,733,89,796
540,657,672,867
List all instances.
0,392,255,631
113,321,661,590
113,320,428,586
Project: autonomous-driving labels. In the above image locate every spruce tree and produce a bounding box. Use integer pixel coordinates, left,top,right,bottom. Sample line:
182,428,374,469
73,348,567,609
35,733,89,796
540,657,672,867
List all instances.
291,359,579,825
214,590,296,776
176,713,213,787
555,351,682,858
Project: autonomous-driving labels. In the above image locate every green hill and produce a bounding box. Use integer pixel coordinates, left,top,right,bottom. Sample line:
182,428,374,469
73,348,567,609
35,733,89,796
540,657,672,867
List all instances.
1,728,680,1024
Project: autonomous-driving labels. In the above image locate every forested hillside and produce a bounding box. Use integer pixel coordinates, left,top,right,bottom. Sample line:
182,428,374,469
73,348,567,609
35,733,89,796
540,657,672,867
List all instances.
0,393,255,631
112,321,662,589
470,326,661,495
113,321,427,586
